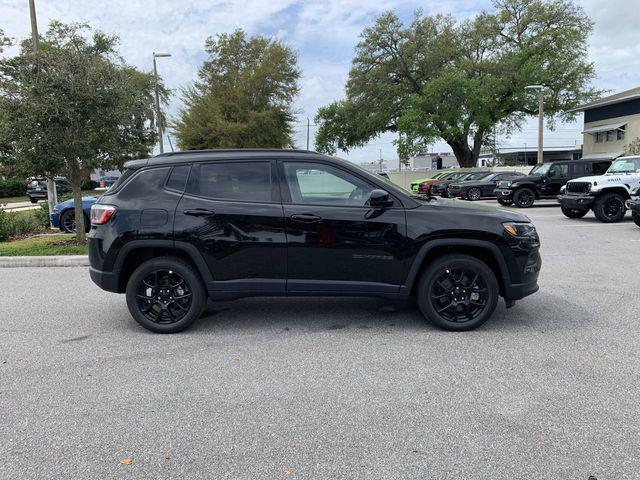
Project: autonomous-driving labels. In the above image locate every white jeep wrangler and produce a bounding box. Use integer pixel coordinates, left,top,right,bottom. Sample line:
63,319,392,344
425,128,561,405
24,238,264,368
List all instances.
557,156,640,222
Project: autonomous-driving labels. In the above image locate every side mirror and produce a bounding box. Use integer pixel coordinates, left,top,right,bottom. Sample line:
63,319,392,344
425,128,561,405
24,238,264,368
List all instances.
368,189,394,209
548,169,556,178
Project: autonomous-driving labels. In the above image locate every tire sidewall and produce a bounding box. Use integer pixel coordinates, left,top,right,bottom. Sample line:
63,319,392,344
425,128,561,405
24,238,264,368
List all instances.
125,258,206,333
594,193,626,223
417,255,499,331
60,209,75,233
560,205,588,219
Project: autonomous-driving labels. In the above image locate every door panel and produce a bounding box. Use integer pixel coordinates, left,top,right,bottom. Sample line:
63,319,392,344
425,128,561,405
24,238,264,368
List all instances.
174,161,286,293
280,161,408,294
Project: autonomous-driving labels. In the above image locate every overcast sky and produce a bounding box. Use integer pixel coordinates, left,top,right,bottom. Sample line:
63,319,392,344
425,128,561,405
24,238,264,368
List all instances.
1,0,638,163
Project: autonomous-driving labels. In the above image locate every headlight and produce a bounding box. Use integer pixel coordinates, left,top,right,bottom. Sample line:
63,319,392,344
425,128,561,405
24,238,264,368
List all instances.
503,222,537,237
52,207,60,213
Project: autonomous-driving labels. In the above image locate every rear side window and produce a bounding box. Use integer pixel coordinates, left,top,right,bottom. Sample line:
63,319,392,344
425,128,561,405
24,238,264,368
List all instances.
592,161,611,175
104,169,134,195
188,162,272,202
569,163,586,176
166,165,191,192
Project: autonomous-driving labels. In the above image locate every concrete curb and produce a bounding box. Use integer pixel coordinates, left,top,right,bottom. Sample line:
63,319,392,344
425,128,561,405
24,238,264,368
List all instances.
0,255,89,268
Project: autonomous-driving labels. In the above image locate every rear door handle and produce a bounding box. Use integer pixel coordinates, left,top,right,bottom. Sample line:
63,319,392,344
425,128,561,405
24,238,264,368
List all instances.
290,213,322,223
183,208,216,217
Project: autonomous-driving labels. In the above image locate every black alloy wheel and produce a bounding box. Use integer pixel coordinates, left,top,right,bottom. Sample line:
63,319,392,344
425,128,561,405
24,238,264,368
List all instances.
593,193,626,223
466,187,482,201
126,257,206,333
514,188,535,208
135,270,193,324
60,209,76,233
417,254,498,331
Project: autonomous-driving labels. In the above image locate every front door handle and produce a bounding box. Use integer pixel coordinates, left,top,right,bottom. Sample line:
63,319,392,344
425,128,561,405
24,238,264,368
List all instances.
184,208,216,217
290,213,322,223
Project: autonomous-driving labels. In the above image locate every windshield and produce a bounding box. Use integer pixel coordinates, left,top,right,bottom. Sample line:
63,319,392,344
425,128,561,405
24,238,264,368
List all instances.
529,163,551,176
607,158,640,174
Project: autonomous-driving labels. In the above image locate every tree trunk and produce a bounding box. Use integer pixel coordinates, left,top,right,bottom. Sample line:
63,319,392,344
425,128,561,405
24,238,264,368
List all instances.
71,180,86,242
447,140,476,168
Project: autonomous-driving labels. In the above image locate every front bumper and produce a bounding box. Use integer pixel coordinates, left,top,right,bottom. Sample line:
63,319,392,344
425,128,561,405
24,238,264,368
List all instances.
557,194,595,209
504,248,542,302
50,211,61,229
626,199,640,212
493,188,514,200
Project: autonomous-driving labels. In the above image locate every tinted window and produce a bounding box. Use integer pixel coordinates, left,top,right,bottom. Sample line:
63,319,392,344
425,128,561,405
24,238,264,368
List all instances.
166,165,190,191
284,162,375,206
104,169,134,195
549,164,569,177
190,162,272,202
569,163,586,176
592,161,611,175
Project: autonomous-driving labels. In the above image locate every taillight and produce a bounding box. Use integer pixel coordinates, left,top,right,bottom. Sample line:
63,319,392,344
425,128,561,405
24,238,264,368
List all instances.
90,204,117,225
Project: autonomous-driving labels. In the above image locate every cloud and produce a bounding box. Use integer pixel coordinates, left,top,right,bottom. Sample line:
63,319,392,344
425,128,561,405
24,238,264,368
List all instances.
1,0,638,162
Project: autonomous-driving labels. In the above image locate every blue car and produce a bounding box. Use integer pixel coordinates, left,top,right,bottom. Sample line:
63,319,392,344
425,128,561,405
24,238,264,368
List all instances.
51,197,97,233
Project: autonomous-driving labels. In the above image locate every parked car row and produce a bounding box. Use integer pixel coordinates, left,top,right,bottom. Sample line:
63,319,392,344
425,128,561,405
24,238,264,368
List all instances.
411,156,640,227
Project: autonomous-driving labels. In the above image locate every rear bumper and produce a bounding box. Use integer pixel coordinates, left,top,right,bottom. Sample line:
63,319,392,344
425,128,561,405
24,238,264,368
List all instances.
557,194,595,209
89,266,119,293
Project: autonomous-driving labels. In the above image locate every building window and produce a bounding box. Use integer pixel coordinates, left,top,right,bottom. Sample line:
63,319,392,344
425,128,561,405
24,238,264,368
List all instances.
595,132,605,143
617,128,625,141
606,130,616,142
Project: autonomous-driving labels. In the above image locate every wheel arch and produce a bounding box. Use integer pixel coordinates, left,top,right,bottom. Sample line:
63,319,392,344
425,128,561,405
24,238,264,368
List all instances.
598,187,631,200
404,239,510,298
113,240,213,293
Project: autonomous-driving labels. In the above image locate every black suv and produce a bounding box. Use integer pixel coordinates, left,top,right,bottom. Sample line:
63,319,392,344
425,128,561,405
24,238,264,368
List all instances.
493,159,612,208
88,150,541,333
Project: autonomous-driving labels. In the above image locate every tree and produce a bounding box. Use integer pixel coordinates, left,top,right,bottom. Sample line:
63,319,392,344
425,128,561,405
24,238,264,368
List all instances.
0,22,164,240
626,138,640,156
315,0,599,167
174,29,300,150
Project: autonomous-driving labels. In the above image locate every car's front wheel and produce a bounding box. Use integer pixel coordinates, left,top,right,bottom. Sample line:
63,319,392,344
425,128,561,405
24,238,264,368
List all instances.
466,188,482,201
593,193,626,223
561,205,588,219
417,254,499,331
513,188,535,208
125,257,206,333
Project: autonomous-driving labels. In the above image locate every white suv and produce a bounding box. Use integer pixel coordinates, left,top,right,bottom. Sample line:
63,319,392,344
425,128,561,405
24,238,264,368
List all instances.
557,156,640,222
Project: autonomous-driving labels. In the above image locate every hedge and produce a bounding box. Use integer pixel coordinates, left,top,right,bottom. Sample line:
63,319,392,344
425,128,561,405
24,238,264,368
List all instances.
0,179,25,198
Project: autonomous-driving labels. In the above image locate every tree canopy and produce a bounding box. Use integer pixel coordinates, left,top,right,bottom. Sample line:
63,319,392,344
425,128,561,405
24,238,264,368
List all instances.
315,0,598,167
174,29,300,150
0,21,164,240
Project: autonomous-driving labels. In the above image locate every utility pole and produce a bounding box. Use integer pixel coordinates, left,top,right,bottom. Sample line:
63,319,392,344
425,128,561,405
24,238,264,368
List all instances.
306,118,310,150
153,52,171,153
29,0,57,219
526,85,545,165
379,149,383,172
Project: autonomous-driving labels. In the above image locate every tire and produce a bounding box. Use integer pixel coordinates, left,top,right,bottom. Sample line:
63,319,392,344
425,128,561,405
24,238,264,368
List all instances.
633,211,640,228
513,188,535,208
29,197,38,204
593,193,626,223
466,187,481,201
561,205,588,219
416,254,499,331
497,198,513,206
59,210,91,233
125,257,206,333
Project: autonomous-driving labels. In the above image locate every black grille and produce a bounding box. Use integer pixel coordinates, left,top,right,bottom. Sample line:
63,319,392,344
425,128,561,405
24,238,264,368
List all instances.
566,182,591,194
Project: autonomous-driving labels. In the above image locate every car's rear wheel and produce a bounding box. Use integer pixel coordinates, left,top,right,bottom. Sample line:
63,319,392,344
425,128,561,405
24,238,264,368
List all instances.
466,188,481,201
125,257,206,333
632,211,640,228
417,254,499,331
29,197,38,204
59,209,90,233
593,193,626,223
497,198,513,206
514,188,535,208
560,205,588,219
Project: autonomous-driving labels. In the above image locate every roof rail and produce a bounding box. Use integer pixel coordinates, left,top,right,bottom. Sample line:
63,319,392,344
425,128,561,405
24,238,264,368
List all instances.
153,148,316,158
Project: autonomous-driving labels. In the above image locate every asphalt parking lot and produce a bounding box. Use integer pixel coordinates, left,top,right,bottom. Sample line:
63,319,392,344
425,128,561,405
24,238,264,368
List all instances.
1,200,639,480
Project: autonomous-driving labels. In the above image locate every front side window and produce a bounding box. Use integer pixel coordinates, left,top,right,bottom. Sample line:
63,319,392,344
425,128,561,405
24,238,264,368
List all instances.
189,162,272,202
284,162,375,206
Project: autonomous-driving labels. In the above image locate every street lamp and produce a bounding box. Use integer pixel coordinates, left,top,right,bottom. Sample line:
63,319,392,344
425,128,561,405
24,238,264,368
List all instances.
153,52,171,153
526,85,545,165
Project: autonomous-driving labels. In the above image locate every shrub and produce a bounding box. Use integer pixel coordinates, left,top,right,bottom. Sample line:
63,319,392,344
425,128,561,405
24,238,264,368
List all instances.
34,202,51,228
0,207,49,242
0,209,15,241
0,179,25,198
81,179,99,190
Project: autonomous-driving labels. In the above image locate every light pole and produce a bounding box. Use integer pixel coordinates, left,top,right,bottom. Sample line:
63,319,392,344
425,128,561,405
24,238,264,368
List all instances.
153,52,171,153
526,85,545,165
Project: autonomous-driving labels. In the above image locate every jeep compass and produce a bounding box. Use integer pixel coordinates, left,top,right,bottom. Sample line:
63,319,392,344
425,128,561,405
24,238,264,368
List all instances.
88,149,541,333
